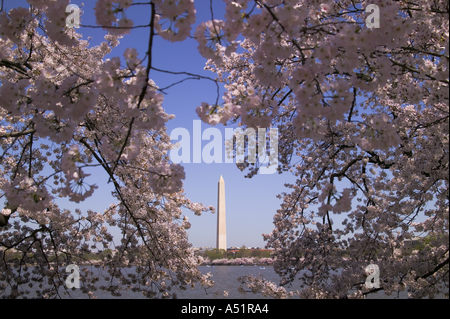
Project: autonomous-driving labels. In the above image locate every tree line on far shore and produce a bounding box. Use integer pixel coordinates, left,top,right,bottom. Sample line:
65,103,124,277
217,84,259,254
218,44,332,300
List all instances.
197,246,273,261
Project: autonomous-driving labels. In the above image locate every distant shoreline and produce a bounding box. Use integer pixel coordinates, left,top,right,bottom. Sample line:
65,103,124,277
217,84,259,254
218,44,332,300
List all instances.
200,263,272,266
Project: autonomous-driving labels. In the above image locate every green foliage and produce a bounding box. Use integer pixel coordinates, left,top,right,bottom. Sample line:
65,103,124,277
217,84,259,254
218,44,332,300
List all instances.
201,247,272,260
235,245,251,258
203,248,227,260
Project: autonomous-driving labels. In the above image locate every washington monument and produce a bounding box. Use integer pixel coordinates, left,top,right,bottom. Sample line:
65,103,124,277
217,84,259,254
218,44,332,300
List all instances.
216,175,227,250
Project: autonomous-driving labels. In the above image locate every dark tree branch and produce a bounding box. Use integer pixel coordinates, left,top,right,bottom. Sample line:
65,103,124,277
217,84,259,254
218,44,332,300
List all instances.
0,129,36,139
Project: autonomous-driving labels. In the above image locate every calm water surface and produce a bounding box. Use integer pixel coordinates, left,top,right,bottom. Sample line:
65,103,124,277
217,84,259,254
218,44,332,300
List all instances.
60,265,445,299
5,265,445,299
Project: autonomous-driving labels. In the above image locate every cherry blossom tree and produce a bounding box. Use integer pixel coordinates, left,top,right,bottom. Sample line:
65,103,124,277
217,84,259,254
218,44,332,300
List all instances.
0,0,215,299
195,0,449,298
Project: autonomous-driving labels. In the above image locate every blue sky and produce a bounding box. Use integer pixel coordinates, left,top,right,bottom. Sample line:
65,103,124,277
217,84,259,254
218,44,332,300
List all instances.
3,0,299,248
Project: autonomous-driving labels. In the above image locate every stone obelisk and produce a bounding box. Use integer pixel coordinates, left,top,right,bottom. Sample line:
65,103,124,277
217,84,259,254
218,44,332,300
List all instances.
216,175,227,251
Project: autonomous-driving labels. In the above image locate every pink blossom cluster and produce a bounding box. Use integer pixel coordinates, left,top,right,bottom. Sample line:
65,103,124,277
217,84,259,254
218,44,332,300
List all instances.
94,0,133,36
0,7,33,45
148,163,186,194
238,274,290,299
205,257,274,265
194,0,449,299
153,0,196,42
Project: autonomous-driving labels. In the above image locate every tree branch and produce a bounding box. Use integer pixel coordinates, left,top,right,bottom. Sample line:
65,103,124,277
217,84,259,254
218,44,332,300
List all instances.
0,129,36,139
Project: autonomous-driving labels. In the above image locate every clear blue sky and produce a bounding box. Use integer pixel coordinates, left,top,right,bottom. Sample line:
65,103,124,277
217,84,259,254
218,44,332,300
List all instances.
4,0,299,248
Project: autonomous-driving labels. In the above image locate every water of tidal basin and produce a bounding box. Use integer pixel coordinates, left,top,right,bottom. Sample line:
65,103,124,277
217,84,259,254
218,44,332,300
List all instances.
59,265,444,299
